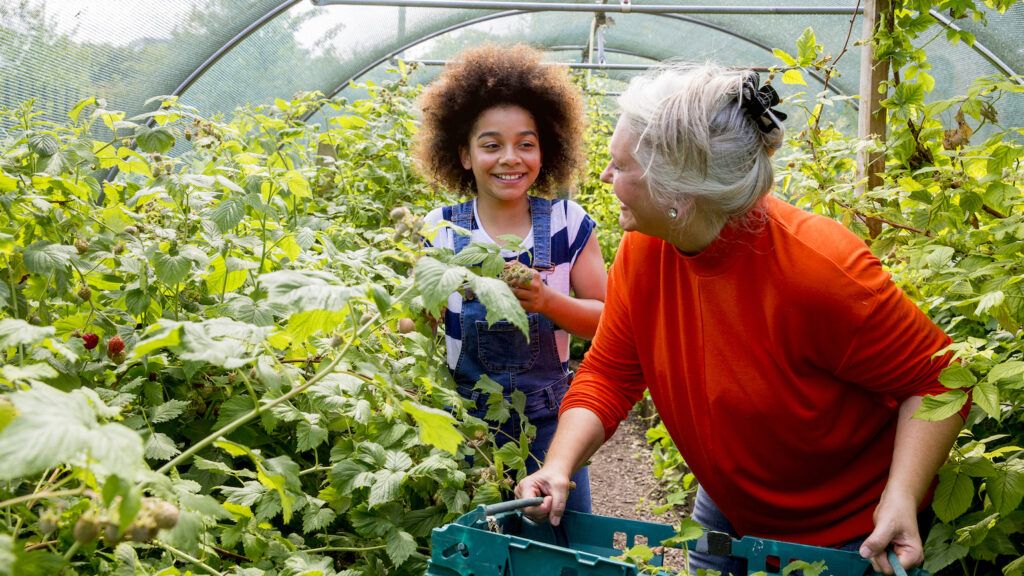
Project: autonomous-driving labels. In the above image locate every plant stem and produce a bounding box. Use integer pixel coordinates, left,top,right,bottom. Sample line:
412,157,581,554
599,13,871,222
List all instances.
156,284,414,475
159,541,224,576
62,541,80,562
304,544,387,554
0,487,85,509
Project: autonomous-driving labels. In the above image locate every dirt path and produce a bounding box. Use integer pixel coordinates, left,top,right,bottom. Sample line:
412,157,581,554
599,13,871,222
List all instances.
587,413,688,569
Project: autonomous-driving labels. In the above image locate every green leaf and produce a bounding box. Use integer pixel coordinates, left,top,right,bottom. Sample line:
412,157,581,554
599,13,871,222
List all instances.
302,506,336,533
145,430,181,457
782,70,806,86
68,97,97,123
28,133,60,157
923,523,969,573
385,529,417,567
0,320,54,349
22,242,76,275
976,291,1005,315
987,467,1024,516
661,518,704,547
773,48,797,66
467,275,529,336
135,126,175,153
933,466,974,522
916,390,968,421
1005,554,1024,576
209,199,245,232
132,323,182,358
795,27,819,65
149,400,191,423
205,255,249,294
988,145,1021,175
414,257,467,317
369,469,405,507
972,381,1000,420
296,420,328,452
401,400,462,455
152,252,192,286
938,365,977,389
1,363,57,385
988,361,1024,385
283,170,311,198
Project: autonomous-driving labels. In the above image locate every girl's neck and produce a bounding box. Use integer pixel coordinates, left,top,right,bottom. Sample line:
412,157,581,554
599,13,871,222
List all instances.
475,193,533,246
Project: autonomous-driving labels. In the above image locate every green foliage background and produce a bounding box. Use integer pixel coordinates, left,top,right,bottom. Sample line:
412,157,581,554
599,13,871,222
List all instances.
0,1,1022,575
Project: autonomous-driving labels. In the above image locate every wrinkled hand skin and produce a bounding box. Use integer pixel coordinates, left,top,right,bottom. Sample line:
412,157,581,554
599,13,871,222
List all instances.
514,466,572,526
510,270,549,314
860,491,923,575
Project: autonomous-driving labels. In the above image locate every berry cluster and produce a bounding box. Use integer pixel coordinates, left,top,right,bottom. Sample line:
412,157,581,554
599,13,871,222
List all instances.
499,260,533,287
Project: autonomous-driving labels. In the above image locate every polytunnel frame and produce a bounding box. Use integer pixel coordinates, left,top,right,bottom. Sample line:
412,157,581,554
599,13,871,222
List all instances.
164,0,1018,118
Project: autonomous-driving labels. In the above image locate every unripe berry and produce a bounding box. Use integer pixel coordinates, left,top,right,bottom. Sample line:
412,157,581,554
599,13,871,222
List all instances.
74,238,89,254
151,501,180,530
77,286,92,301
500,261,533,287
73,516,100,544
389,206,410,222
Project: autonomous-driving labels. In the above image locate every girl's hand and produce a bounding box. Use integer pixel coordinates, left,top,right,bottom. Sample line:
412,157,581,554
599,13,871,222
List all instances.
860,490,922,574
510,270,550,314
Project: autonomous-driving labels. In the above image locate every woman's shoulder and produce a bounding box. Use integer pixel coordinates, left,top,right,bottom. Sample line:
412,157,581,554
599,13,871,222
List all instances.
766,197,889,295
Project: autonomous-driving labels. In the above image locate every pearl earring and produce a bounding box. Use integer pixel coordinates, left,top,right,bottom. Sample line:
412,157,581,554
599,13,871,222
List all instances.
668,207,678,220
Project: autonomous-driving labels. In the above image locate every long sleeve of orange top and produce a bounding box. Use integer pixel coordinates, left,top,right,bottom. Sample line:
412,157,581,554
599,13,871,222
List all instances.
560,196,965,547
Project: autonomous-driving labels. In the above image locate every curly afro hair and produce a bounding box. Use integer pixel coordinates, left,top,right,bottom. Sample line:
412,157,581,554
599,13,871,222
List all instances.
413,43,586,197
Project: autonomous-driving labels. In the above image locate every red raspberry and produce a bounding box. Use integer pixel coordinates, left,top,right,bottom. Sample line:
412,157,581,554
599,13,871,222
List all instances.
107,336,125,357
82,333,99,350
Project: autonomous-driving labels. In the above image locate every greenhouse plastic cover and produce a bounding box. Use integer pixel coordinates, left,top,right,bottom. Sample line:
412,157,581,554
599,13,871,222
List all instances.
1,0,1021,130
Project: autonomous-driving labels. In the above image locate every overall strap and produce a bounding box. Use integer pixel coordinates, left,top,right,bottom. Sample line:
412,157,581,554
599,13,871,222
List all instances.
528,196,553,269
450,199,475,254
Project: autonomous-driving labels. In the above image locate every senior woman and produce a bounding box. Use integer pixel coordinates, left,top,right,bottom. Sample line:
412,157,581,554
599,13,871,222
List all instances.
514,63,966,575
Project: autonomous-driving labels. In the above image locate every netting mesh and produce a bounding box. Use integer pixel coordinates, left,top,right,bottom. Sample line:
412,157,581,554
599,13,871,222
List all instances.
0,0,1020,132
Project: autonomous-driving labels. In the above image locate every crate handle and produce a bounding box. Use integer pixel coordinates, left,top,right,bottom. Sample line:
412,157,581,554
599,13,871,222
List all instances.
482,497,545,515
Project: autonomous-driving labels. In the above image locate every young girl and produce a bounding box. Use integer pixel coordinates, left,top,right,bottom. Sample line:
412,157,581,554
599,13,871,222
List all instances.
413,44,607,513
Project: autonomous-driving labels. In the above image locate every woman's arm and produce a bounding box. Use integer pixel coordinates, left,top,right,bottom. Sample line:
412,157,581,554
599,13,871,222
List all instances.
859,395,964,574
514,407,606,526
511,234,607,339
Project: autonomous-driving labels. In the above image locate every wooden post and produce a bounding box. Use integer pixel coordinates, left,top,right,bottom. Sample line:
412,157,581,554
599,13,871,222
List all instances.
857,0,890,237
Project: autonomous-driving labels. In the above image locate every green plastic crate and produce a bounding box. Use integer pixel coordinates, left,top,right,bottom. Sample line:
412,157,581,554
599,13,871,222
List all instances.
427,498,930,576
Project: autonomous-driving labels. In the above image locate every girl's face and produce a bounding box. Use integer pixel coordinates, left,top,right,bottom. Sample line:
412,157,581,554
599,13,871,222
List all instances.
460,105,542,204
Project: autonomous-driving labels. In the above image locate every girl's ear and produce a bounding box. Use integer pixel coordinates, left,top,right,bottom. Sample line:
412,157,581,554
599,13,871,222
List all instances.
459,146,471,170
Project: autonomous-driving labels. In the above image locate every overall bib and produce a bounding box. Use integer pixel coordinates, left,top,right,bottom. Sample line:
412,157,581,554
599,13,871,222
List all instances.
450,197,591,513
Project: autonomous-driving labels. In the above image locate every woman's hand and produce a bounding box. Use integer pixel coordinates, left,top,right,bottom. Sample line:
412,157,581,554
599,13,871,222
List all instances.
509,270,550,314
860,489,922,574
514,466,574,526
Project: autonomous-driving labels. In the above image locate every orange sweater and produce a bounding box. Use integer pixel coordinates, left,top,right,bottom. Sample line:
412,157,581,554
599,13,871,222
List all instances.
562,196,958,546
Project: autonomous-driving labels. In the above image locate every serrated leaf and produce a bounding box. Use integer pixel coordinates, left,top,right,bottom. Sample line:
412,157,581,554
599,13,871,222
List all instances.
917,390,969,421
369,470,405,507
414,257,467,317
988,468,1024,516
385,529,417,567
467,275,528,336
135,126,175,153
22,242,75,275
401,401,462,455
221,482,266,507
28,133,60,157
149,399,190,423
782,69,806,85
0,319,54,349
1,363,57,385
144,432,181,460
938,365,977,389
296,420,328,452
385,450,413,472
795,27,819,65
209,199,245,232
933,466,974,522
283,170,311,198
972,381,1000,420
205,255,248,294
773,48,797,66
302,506,336,533
132,323,182,358
989,361,1024,385
152,252,192,286
976,291,1005,315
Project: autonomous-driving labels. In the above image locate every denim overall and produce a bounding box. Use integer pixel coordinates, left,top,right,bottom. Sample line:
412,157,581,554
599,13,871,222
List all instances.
450,197,591,513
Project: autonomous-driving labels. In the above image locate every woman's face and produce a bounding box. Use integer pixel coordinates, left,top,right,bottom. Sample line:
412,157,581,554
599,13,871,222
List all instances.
601,118,668,238
460,105,542,204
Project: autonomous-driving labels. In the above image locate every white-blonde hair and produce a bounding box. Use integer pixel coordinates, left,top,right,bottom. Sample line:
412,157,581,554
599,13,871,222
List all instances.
617,62,784,231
